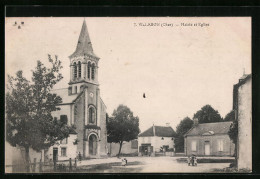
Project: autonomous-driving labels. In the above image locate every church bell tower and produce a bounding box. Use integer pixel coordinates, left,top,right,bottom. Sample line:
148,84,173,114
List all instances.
68,19,100,94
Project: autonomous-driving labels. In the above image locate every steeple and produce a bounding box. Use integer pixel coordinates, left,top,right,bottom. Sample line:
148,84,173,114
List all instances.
69,19,97,59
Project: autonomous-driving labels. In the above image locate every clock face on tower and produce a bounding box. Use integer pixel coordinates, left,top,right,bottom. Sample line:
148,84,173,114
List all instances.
89,92,94,98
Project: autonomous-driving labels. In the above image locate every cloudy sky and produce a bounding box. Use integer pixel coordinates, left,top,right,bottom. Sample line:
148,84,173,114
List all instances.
5,17,251,132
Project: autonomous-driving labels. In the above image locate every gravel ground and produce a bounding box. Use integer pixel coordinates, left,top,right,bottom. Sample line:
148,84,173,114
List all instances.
76,156,231,173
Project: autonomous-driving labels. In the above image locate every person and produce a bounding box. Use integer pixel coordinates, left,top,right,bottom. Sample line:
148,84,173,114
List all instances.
187,156,191,166
193,156,198,166
78,152,82,162
121,158,127,166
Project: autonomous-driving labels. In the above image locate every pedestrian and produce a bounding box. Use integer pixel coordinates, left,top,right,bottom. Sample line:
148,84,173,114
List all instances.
78,152,82,162
187,156,191,166
194,156,198,166
121,158,127,166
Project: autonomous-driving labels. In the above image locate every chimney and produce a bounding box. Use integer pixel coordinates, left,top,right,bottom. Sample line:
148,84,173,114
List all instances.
166,123,170,127
193,118,199,126
153,124,156,136
68,86,72,95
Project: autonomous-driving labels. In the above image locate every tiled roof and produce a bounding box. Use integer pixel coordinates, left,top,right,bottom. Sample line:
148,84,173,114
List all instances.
184,121,233,136
69,20,98,59
139,126,176,137
51,88,80,104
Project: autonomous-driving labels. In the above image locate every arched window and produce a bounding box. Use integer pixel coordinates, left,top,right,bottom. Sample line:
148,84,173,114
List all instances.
87,62,91,79
89,106,96,124
78,61,81,78
73,62,77,79
91,63,95,80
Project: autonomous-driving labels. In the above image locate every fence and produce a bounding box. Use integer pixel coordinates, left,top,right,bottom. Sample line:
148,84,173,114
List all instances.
5,158,78,173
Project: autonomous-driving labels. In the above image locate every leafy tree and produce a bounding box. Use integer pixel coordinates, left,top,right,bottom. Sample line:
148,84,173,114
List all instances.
107,105,140,157
174,117,194,152
224,110,235,121
193,105,223,123
6,55,73,172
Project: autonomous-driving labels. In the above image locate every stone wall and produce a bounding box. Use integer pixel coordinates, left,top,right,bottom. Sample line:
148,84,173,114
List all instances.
237,77,252,170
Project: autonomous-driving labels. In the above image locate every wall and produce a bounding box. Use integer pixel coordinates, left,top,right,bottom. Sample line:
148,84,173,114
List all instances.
5,141,42,173
108,140,138,156
185,134,235,156
73,92,85,156
138,136,174,153
99,99,108,157
237,77,252,170
51,104,72,125
46,134,78,161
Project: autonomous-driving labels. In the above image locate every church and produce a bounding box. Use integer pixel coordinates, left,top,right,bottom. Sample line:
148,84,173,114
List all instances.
46,19,108,160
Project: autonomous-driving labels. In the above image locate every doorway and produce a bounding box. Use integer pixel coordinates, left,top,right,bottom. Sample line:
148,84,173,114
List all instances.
53,148,58,161
204,142,210,155
89,134,97,155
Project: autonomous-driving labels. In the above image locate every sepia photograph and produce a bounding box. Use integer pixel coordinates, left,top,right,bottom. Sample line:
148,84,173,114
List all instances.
5,17,252,173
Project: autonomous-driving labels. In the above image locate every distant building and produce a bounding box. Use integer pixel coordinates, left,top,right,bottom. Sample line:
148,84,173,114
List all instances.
108,140,138,156
138,124,176,156
184,119,235,156
233,74,252,170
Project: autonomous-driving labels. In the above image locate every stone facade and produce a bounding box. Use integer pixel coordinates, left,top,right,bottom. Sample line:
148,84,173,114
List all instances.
184,121,235,157
184,134,235,156
233,74,252,170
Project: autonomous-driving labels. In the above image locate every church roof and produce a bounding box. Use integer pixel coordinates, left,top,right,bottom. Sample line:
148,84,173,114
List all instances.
51,88,81,104
184,121,233,137
69,19,98,59
139,126,176,137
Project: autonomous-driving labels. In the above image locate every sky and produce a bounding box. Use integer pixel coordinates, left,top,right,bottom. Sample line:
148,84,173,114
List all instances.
5,17,251,132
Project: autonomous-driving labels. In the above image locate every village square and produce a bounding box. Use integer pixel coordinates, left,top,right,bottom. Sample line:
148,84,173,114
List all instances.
5,18,252,173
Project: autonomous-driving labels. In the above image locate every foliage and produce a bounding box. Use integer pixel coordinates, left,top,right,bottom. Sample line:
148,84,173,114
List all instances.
6,55,73,170
193,105,223,124
107,105,140,156
174,117,194,152
224,110,235,121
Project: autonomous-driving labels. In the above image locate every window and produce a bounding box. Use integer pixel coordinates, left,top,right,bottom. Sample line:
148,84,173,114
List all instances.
191,141,197,151
87,62,91,79
73,62,77,79
89,107,96,124
78,61,81,78
60,138,68,144
91,64,95,80
61,147,67,157
218,139,224,151
75,86,77,94
60,115,68,124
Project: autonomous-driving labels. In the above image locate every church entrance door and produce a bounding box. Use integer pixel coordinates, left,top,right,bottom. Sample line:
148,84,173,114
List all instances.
89,134,97,155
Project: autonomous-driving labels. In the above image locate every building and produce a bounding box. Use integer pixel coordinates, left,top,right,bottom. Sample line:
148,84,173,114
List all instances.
108,140,138,157
233,74,252,170
184,119,235,156
45,19,108,160
138,124,176,156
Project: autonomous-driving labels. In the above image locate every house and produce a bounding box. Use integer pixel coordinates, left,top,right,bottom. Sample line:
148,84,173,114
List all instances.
233,74,252,170
184,119,235,156
107,140,138,156
138,124,176,156
45,19,108,161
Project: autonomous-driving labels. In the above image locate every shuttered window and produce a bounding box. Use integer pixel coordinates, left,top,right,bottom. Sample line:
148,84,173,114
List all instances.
218,139,224,151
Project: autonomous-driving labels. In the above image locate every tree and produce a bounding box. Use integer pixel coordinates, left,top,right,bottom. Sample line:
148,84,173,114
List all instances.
6,55,73,172
174,117,194,152
193,105,223,124
224,110,235,121
107,105,140,157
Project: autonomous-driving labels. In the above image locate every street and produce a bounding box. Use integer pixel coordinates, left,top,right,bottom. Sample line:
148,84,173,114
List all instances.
76,156,231,173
